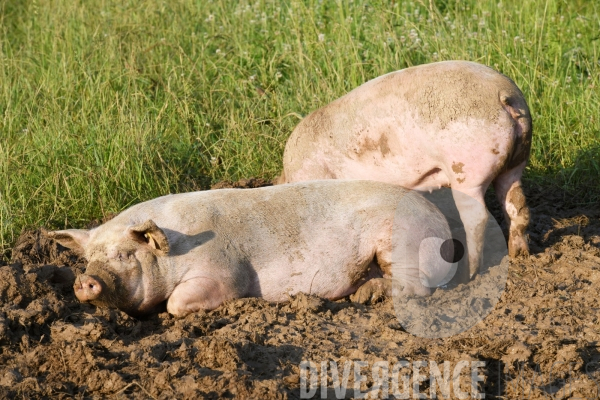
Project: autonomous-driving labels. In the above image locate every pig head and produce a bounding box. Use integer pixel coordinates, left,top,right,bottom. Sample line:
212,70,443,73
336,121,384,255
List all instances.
49,220,172,316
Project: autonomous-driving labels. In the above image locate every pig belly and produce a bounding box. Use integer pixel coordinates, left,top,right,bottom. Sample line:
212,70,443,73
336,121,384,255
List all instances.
336,157,448,190
286,141,447,189
314,118,514,191
255,260,381,301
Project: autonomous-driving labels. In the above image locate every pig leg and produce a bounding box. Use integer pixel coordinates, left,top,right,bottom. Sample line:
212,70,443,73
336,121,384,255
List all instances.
349,257,390,304
167,277,238,317
493,161,530,257
349,245,397,304
350,242,430,303
350,277,391,304
452,186,489,279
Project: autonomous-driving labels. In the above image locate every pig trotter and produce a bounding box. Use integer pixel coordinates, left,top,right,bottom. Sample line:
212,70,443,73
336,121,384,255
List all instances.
493,162,530,258
350,278,392,304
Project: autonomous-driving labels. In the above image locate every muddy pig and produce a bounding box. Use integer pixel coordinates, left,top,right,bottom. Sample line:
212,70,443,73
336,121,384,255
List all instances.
279,61,532,277
48,180,457,317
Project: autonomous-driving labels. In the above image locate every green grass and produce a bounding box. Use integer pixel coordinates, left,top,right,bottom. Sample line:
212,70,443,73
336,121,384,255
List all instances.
1,0,599,258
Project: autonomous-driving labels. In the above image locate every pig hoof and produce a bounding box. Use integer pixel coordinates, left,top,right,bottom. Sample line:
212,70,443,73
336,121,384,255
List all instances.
468,266,479,281
351,278,391,304
509,237,530,258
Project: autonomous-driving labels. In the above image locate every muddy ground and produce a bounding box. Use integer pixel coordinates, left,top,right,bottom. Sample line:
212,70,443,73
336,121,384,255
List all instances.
1,179,599,399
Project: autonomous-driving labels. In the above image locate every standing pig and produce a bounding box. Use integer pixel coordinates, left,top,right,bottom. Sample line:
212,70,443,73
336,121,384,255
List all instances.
279,61,532,277
48,180,455,317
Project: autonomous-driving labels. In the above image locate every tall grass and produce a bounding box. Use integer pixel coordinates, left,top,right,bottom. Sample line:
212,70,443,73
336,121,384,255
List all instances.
1,0,599,257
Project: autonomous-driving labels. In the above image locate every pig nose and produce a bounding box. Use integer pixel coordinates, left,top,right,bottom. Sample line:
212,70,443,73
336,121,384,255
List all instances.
73,275,102,302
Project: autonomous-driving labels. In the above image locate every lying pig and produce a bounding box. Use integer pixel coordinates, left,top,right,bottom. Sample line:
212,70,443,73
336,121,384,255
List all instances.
279,61,532,277
48,180,455,317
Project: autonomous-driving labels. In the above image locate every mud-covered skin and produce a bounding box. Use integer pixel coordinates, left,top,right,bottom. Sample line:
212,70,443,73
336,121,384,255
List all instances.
48,180,454,317
279,61,533,276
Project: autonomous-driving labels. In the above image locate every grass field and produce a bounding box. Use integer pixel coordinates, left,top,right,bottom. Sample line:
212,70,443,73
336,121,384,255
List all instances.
1,0,599,257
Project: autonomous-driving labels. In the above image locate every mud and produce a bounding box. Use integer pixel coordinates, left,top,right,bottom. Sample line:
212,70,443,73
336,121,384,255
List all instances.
1,181,600,399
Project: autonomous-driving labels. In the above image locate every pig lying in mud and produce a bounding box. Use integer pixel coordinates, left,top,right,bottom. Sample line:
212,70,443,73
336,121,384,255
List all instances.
279,61,532,277
48,180,456,317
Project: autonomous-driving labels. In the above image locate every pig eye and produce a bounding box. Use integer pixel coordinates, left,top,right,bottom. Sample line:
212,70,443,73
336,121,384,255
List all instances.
117,252,126,261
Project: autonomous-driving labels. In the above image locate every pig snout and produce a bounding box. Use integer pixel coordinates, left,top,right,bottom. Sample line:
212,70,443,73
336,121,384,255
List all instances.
73,275,103,302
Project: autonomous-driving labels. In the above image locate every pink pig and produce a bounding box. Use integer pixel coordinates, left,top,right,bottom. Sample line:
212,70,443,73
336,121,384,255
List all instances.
49,180,456,317
279,61,532,276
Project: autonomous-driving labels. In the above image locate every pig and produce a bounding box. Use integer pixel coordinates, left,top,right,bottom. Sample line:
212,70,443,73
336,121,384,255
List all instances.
48,180,456,317
278,61,532,277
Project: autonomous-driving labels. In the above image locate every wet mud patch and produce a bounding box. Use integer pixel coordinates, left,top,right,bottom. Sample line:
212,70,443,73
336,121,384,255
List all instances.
1,181,600,398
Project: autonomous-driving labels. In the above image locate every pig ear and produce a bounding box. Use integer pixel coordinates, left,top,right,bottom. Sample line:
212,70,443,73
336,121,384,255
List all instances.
47,229,90,256
127,220,170,256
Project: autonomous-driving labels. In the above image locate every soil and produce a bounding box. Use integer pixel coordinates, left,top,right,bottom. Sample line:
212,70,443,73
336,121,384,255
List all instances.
1,179,599,399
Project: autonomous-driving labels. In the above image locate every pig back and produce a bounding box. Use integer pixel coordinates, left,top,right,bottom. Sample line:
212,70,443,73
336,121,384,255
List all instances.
156,180,409,251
